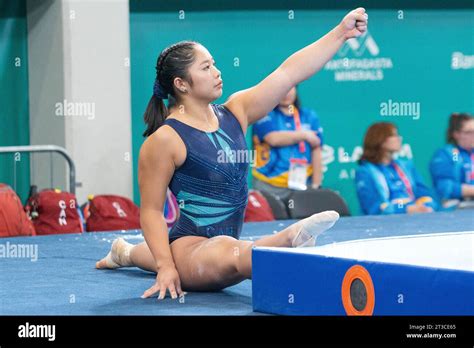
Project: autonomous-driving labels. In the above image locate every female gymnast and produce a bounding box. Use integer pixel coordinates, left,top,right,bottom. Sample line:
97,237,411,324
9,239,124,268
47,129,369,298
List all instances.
97,8,369,300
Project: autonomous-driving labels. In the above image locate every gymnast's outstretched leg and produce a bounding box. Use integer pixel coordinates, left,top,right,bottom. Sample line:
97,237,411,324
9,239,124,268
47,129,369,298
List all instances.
96,210,339,291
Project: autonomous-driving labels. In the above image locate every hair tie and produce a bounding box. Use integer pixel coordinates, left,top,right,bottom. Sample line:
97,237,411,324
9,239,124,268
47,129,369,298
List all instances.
153,80,168,99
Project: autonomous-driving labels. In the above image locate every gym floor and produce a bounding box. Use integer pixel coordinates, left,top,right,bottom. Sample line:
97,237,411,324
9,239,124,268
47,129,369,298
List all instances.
1,210,472,315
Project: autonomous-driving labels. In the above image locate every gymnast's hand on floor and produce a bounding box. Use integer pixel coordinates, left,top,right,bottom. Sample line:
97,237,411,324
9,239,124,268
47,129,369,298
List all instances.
141,263,185,300
339,7,368,40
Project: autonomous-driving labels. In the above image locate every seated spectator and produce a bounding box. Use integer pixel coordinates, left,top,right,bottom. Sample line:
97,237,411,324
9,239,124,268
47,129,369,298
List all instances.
429,113,474,209
355,122,437,215
252,86,324,201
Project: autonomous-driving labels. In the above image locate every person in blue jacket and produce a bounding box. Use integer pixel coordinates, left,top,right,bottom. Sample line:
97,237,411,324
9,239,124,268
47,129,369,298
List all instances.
429,113,474,208
355,122,437,215
252,86,324,200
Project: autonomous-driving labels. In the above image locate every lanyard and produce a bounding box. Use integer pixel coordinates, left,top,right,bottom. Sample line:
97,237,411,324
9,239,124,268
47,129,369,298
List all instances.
470,153,474,180
392,162,414,199
292,106,306,154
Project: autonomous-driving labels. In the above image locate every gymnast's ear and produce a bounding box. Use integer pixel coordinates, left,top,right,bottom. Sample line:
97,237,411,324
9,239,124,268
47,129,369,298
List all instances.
143,95,168,137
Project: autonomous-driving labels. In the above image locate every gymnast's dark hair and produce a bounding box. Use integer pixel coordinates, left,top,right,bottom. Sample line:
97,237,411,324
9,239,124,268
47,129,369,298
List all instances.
143,40,199,137
446,112,473,145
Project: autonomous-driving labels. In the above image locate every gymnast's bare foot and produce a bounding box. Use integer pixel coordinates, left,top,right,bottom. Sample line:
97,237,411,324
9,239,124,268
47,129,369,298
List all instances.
287,210,340,248
96,237,134,269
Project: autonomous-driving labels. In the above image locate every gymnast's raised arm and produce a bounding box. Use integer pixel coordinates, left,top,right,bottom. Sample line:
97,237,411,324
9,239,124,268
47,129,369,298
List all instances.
224,7,368,130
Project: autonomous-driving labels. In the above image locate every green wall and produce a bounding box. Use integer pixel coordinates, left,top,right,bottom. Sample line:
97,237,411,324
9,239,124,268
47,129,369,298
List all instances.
0,0,30,202
130,5,473,214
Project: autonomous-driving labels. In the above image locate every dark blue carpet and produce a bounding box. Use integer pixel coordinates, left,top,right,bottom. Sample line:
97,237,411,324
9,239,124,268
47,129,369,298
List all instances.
0,210,472,315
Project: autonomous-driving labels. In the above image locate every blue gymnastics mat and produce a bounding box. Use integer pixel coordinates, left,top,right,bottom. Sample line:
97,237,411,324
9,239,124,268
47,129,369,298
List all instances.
0,210,472,315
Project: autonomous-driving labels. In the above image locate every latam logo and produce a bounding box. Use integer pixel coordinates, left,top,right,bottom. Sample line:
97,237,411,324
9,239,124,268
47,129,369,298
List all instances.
325,31,393,81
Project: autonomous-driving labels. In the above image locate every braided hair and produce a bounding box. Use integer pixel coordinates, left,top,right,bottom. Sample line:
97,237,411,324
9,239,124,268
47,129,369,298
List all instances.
143,40,199,137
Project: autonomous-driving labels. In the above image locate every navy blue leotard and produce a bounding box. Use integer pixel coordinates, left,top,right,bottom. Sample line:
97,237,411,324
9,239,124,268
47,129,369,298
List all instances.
164,104,249,244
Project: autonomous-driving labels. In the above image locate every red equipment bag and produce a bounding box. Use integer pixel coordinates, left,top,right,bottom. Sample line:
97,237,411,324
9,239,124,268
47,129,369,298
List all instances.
85,195,140,232
244,190,275,222
25,189,83,235
0,183,36,237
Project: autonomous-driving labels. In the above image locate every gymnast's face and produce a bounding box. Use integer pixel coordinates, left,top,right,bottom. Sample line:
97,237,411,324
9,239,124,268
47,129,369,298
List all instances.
182,44,222,103
382,130,402,153
279,87,297,108
454,119,474,150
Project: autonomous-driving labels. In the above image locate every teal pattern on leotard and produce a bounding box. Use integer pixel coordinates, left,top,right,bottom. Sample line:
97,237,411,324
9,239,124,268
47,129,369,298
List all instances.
164,104,249,243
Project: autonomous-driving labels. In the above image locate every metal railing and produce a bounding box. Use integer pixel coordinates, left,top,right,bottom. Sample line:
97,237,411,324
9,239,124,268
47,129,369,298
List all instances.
0,145,76,194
